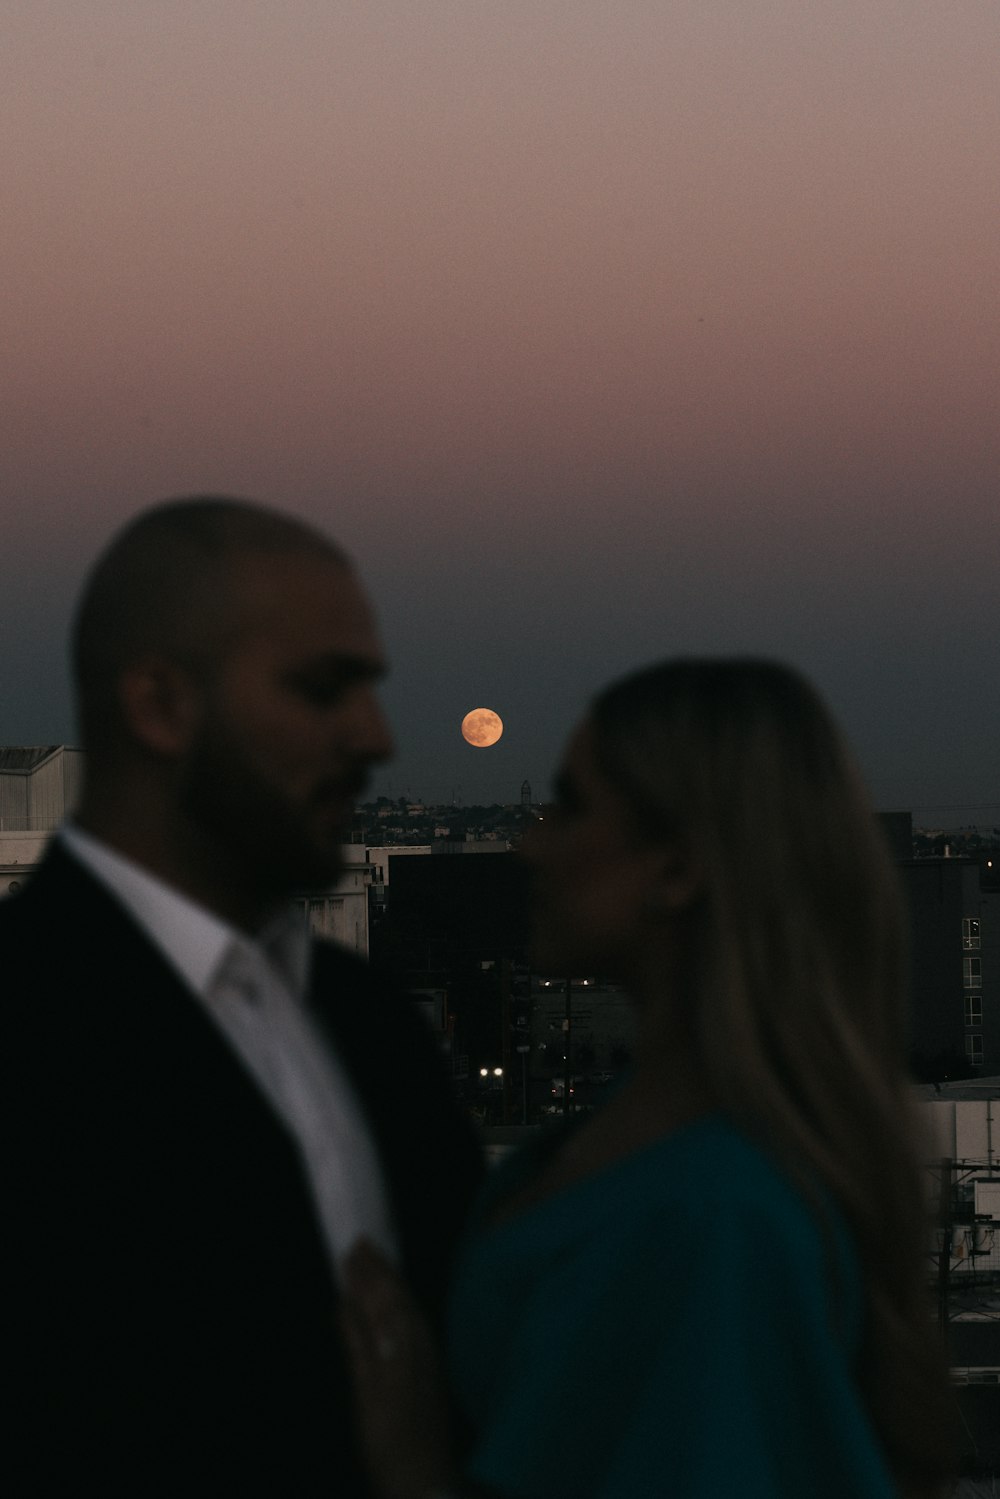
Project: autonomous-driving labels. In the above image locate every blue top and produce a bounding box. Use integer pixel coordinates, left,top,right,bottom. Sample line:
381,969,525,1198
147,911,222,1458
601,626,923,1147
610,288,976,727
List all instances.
447,1115,896,1498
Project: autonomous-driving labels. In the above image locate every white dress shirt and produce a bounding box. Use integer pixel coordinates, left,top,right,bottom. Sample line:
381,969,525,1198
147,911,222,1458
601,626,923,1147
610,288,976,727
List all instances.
59,823,399,1281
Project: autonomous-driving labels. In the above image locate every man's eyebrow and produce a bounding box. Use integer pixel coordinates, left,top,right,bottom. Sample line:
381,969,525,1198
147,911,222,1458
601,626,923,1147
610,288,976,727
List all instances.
285,653,387,682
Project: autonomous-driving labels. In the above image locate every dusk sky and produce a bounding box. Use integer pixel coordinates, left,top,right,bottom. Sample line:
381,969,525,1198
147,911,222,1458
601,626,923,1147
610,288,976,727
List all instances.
3,2,998,820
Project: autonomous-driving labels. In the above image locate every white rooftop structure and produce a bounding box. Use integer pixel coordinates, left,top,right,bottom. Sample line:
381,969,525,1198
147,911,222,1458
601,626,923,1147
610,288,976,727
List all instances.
0,746,82,832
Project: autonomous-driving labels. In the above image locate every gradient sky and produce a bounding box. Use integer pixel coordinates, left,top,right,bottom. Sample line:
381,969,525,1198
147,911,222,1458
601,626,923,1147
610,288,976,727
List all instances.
2,1,998,820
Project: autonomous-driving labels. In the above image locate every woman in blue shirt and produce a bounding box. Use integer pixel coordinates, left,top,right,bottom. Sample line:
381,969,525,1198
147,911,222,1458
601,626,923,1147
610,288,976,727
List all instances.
343,658,954,1499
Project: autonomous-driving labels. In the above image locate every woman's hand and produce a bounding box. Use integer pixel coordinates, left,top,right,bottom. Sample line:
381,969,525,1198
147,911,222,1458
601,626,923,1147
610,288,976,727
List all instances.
340,1239,457,1499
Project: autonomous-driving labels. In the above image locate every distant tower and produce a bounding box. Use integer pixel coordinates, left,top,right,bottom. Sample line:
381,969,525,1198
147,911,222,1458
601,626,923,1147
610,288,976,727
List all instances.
521,779,531,809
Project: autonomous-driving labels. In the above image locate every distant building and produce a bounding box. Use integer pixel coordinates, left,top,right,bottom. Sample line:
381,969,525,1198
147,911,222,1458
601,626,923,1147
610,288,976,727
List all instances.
1,747,83,898
292,845,373,957
0,746,82,832
896,850,1000,1079
365,845,433,888
429,839,509,855
919,1077,1000,1464
873,809,1000,1079
368,849,531,1114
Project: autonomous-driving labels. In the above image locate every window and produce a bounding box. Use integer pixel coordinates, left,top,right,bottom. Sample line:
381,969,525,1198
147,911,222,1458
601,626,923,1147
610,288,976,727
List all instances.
963,918,981,950
965,1034,984,1066
963,956,982,989
299,897,344,936
965,995,983,1026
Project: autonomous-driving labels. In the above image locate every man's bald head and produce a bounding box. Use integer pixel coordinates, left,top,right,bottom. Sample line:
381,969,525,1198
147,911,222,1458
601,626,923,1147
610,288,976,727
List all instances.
72,496,350,752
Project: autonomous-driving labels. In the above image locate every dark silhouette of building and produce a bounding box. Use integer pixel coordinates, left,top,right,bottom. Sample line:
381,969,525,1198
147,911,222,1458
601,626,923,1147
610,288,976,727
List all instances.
896,846,1000,1080
369,850,531,1119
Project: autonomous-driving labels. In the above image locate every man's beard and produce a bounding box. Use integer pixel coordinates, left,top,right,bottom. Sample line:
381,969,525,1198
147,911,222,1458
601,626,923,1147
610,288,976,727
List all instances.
178,728,347,900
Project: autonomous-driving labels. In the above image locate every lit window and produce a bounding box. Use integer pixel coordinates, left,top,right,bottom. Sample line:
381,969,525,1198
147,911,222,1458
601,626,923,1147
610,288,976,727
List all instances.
965,1034,984,1066
965,995,983,1026
963,956,982,989
962,918,981,950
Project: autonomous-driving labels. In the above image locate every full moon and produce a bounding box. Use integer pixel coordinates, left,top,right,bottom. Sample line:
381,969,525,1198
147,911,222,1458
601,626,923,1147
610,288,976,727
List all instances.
461,708,503,748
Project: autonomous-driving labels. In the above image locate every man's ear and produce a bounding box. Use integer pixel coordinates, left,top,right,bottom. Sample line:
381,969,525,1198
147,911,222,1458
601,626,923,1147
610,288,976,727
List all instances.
118,658,202,758
644,840,704,914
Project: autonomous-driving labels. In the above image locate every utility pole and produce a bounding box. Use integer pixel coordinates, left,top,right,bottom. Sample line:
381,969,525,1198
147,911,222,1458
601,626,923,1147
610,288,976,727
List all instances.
563,977,572,1118
500,957,512,1125
511,991,531,1126
936,1157,953,1332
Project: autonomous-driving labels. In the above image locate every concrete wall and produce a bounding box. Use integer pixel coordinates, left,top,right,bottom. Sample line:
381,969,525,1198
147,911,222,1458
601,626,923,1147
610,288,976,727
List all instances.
923,1098,1000,1169
0,747,83,831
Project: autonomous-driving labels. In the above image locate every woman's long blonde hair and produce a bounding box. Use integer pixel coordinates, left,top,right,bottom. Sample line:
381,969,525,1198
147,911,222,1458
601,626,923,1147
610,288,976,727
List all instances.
590,658,953,1497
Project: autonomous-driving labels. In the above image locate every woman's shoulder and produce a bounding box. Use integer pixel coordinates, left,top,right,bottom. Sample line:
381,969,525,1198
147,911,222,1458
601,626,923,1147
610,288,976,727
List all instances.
637,1116,851,1263
474,1111,834,1250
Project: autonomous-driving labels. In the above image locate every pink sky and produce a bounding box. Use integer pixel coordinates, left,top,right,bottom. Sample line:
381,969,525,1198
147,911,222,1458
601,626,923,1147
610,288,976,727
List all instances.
2,1,998,812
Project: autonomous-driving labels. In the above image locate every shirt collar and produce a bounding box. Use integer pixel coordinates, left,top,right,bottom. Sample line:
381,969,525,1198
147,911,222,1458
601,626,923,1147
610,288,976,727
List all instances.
59,822,310,1000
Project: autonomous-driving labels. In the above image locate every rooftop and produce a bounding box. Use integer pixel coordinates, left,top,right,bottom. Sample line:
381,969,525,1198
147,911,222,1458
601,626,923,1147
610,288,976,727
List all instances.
0,746,66,773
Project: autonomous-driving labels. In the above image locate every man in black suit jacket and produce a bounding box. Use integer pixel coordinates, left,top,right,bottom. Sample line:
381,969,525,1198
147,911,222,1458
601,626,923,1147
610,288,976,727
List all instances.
3,499,482,1496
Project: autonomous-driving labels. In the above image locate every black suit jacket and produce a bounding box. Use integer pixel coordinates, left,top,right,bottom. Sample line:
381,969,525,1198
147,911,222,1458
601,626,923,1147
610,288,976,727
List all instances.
3,843,482,1496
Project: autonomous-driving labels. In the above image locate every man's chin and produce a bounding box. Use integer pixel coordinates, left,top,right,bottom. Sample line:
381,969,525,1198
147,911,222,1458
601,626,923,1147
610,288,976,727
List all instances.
277,832,350,895
298,850,348,892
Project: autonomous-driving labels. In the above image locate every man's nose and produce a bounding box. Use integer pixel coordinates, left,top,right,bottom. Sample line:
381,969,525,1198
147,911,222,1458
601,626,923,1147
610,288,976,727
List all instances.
348,687,395,763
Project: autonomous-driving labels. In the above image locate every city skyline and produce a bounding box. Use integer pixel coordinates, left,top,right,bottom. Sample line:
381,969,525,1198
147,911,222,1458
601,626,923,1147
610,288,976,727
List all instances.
2,2,997,818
